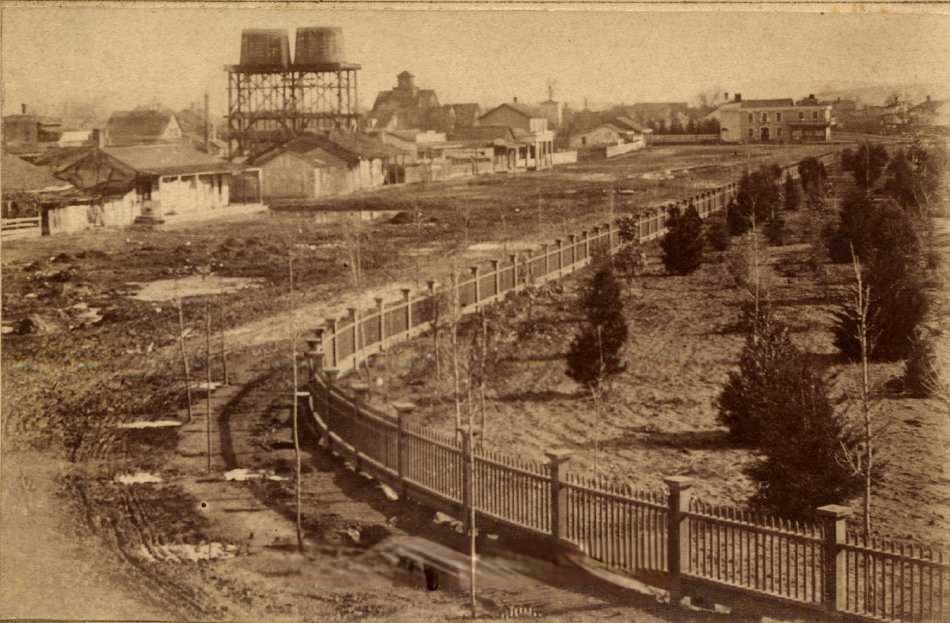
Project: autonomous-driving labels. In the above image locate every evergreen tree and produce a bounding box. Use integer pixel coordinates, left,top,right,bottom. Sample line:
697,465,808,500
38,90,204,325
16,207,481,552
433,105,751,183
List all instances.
827,193,919,266
841,142,889,190
731,167,780,235
884,149,917,209
717,306,799,445
706,215,731,252
783,172,801,211
660,204,704,274
566,265,628,389
832,254,928,361
718,307,863,518
746,361,863,519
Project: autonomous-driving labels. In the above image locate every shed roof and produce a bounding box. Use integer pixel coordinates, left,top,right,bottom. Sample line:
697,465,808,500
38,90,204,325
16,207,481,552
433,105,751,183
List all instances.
448,126,517,146
479,102,544,121
2,152,69,192
102,143,237,176
251,131,396,168
740,98,795,109
106,110,177,145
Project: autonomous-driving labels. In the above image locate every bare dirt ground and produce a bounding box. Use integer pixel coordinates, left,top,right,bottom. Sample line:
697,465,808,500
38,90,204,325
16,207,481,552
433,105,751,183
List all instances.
0,141,860,620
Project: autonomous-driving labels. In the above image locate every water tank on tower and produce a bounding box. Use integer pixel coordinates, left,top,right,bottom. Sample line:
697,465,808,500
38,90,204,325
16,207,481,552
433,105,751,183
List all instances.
240,29,291,68
294,27,346,65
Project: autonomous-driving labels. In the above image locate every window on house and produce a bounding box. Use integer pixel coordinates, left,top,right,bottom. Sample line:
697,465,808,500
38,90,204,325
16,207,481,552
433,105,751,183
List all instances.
777,127,783,138
761,112,768,123
813,111,819,120
798,111,804,121
748,113,753,123
776,112,782,122
748,128,754,138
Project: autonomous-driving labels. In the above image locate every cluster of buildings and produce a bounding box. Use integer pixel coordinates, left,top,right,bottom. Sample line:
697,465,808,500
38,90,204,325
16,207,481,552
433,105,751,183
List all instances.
7,21,945,239
2,105,264,236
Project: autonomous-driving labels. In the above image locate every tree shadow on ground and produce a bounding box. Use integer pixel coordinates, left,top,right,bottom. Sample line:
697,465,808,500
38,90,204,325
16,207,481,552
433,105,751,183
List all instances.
495,388,585,403
597,427,741,452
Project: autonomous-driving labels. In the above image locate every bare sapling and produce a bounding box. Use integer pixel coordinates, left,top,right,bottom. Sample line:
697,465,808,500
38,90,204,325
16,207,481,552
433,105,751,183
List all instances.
205,293,213,473
851,244,874,541
174,279,194,425
288,235,305,553
218,305,229,385
449,261,463,442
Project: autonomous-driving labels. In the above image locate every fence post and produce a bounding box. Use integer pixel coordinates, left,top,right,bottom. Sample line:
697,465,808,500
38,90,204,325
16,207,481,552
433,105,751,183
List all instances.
542,243,549,279
323,367,340,452
305,328,325,382
350,381,368,472
470,266,480,310
508,253,518,292
401,288,412,336
555,239,564,276
817,504,851,614
491,259,500,300
582,230,589,262
347,307,359,370
664,476,693,604
545,449,572,559
568,234,577,270
375,297,385,349
327,319,338,368
393,401,414,499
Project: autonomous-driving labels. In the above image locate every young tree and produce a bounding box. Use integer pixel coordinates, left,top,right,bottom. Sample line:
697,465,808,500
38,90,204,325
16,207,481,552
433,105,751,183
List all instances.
660,204,704,274
174,280,194,425
783,171,801,211
706,215,731,252
717,305,795,445
730,167,780,236
746,360,863,519
841,142,889,191
826,193,919,266
288,241,305,552
832,254,928,362
566,265,628,389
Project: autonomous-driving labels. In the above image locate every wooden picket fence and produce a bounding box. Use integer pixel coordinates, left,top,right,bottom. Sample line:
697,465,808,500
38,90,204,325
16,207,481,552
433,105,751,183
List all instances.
300,150,950,622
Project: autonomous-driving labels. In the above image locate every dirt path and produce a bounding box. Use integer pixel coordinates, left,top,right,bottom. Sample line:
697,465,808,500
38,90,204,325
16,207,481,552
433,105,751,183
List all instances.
0,451,168,621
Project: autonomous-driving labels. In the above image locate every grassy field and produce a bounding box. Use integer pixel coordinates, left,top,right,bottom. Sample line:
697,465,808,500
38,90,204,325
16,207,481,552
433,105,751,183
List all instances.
354,167,950,549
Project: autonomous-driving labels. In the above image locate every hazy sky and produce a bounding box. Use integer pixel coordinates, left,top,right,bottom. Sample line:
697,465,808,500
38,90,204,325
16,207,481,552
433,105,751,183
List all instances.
3,5,950,119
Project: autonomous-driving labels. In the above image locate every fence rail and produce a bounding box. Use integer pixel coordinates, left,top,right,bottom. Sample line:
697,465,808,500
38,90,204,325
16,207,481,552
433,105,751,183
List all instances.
1,216,41,238
299,149,950,621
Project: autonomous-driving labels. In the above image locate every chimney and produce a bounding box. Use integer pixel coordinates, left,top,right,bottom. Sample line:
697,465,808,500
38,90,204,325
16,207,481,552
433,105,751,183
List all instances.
92,128,106,148
513,96,518,103
21,103,26,114
809,94,815,100
724,92,729,102
734,93,742,102
927,95,931,102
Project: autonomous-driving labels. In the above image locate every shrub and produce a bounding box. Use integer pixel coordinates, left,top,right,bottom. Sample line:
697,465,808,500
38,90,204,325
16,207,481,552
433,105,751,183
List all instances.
841,142,889,190
826,194,919,266
731,168,781,236
616,215,640,243
783,172,801,211
612,243,645,285
903,330,940,397
660,204,704,274
798,157,825,194
764,218,785,246
832,256,929,361
566,265,628,389
706,216,731,252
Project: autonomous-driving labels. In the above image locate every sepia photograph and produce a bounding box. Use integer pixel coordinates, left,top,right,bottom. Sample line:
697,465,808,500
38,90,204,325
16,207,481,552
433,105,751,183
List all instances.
1,2,948,621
